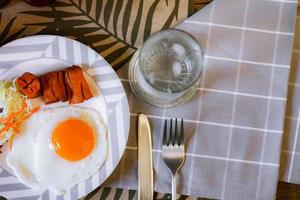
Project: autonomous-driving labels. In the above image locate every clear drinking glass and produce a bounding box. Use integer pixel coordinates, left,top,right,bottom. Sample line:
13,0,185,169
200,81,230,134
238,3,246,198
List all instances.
129,29,203,107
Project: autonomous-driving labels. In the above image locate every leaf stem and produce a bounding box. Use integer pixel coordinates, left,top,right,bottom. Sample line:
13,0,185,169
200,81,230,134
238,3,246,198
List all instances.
68,0,137,50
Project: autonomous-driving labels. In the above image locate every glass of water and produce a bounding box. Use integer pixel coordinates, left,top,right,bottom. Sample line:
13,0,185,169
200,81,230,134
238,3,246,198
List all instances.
129,29,203,107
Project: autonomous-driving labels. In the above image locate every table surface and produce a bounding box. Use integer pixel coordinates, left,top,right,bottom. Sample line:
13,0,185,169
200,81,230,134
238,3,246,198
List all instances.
194,1,300,200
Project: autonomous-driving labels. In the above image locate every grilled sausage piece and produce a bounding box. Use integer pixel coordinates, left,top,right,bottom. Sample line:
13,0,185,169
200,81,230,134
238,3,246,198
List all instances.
15,72,41,99
45,71,68,102
39,75,58,104
64,66,93,104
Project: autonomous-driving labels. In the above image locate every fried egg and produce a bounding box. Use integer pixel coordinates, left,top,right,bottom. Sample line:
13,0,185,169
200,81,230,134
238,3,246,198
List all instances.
6,106,107,195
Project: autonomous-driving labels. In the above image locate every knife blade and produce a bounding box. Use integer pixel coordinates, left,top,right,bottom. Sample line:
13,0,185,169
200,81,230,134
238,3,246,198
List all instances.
138,114,153,200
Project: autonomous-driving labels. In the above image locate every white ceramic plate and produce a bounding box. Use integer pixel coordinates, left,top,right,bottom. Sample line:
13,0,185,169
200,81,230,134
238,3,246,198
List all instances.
0,35,130,200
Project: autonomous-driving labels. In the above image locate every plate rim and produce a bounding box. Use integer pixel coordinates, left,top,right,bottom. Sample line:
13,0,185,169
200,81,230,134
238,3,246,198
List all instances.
0,34,130,200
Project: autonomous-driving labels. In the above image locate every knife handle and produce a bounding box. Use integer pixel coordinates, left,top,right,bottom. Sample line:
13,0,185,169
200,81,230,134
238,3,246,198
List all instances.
138,114,153,200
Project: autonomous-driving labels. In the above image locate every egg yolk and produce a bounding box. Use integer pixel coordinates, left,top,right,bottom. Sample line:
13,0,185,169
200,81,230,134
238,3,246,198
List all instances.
52,118,95,161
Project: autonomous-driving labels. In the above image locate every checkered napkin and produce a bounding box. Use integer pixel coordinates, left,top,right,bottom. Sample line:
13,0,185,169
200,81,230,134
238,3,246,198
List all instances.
280,2,300,184
104,0,298,200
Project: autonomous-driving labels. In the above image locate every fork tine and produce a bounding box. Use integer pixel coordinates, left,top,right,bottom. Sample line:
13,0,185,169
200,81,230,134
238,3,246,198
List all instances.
179,118,184,145
174,118,178,145
163,118,168,145
169,118,173,146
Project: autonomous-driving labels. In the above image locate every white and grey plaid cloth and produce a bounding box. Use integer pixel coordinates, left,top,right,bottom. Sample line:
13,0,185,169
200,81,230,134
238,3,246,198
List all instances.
104,0,299,200
280,1,300,185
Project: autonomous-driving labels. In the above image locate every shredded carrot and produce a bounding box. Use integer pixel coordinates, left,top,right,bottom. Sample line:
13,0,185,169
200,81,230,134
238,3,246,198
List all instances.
0,104,40,147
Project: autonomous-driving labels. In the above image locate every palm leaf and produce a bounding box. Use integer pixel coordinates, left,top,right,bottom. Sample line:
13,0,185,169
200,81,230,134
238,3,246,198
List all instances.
130,0,143,46
113,188,123,200
128,190,136,200
153,191,159,200
112,51,133,70
95,0,103,21
121,0,133,40
0,13,27,46
84,34,111,44
0,16,17,42
105,46,129,64
113,0,123,36
21,10,82,18
103,0,114,28
194,0,213,11
20,0,193,70
83,186,101,200
86,0,92,15
100,187,111,200
178,195,189,200
160,194,172,200
162,0,180,29
25,20,91,27
93,41,119,52
52,1,73,7
143,0,160,41
1,26,26,46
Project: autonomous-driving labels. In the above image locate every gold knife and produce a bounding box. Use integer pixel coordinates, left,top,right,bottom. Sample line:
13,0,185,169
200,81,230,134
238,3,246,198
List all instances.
138,114,153,200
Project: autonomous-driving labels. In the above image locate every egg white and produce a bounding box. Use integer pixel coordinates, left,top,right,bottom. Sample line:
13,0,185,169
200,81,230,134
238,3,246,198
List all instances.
6,114,44,191
6,106,107,195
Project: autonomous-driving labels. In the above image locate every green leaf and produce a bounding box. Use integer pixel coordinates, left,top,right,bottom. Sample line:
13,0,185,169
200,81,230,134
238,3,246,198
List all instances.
122,0,133,40
113,0,123,36
0,16,17,43
130,0,143,46
103,0,114,28
143,0,160,41
114,188,123,200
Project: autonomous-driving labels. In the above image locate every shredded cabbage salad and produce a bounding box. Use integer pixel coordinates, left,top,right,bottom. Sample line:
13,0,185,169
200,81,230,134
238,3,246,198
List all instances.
0,80,39,148
0,80,28,115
